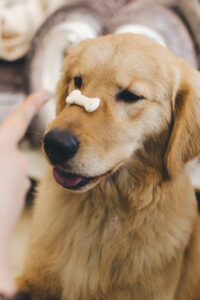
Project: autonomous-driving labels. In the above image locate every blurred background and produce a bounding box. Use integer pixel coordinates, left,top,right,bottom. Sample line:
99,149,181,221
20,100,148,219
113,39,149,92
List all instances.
1,0,200,276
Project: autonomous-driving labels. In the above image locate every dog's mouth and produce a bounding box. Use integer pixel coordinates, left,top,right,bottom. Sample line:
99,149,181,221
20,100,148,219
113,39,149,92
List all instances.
53,167,104,190
53,160,125,191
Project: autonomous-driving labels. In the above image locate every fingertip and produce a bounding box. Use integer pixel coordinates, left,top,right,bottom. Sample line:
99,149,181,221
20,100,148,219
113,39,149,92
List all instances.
27,90,52,106
38,90,53,104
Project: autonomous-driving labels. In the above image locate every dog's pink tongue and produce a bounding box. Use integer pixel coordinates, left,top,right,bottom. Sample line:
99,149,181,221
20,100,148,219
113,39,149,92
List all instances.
53,168,82,188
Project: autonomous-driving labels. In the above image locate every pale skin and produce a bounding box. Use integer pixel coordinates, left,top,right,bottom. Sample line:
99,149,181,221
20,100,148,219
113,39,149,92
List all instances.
0,91,50,297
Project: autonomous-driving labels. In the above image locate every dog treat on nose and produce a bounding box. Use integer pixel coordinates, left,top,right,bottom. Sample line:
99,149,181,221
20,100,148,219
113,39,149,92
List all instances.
66,90,100,112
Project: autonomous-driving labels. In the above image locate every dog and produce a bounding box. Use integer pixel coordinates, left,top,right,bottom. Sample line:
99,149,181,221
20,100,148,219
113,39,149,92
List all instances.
18,34,200,300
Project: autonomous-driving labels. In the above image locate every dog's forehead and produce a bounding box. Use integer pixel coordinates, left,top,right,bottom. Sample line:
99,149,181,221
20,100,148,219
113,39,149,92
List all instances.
73,34,175,82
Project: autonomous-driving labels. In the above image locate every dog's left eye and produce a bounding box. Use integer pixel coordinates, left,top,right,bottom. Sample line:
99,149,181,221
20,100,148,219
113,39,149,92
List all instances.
116,89,143,103
74,76,82,88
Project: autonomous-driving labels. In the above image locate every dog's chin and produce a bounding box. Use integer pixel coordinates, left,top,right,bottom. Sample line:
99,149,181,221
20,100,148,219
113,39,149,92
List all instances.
52,167,109,192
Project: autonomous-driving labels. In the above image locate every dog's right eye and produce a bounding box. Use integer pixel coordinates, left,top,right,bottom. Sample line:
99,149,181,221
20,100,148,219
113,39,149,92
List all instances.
116,89,143,103
74,76,82,88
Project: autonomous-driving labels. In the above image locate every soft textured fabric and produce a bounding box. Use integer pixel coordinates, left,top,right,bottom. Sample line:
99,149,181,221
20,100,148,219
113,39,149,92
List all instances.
0,0,45,60
0,0,134,61
0,0,74,61
0,0,173,61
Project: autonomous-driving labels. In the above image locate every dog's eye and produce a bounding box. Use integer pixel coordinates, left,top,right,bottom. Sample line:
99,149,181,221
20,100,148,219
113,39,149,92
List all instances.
74,76,82,88
116,89,143,103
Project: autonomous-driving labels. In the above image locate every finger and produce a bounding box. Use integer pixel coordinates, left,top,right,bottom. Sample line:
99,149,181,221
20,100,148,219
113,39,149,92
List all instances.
0,91,51,144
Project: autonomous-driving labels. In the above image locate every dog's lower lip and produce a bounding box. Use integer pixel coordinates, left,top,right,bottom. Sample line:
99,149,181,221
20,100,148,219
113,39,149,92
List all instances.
53,167,96,190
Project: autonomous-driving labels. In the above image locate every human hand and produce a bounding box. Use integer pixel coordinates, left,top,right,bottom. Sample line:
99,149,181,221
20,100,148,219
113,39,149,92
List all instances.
0,91,50,296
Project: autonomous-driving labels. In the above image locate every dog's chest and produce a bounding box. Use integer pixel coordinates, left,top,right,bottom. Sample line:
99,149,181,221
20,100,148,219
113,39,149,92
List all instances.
61,212,126,295
62,210,162,300
59,205,187,300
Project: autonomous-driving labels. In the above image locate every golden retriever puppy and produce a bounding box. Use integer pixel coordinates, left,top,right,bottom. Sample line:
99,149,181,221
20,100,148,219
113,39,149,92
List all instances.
18,34,200,300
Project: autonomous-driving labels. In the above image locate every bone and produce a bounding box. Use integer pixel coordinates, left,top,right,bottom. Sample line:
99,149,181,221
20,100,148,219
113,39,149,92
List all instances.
66,90,100,112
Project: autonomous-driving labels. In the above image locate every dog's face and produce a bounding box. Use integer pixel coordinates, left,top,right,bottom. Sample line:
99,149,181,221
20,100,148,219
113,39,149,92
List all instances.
43,34,200,192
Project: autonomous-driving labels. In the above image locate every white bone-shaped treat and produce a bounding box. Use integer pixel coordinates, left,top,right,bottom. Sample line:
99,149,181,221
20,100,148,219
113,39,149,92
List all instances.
66,90,100,112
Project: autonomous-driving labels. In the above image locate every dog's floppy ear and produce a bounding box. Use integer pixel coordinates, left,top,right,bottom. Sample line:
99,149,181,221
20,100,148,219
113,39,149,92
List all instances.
165,67,200,179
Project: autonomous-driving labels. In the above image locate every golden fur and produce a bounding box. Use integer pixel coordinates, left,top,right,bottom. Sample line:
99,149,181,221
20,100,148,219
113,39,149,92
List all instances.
18,34,200,300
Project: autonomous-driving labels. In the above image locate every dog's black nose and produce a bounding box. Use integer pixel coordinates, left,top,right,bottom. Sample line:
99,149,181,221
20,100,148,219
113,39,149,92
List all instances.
43,130,79,165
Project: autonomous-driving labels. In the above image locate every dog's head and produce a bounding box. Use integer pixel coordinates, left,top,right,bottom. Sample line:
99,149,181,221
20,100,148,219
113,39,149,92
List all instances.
43,34,200,192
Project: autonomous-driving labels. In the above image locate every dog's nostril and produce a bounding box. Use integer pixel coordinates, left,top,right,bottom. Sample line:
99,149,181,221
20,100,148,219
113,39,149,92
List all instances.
43,130,79,165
